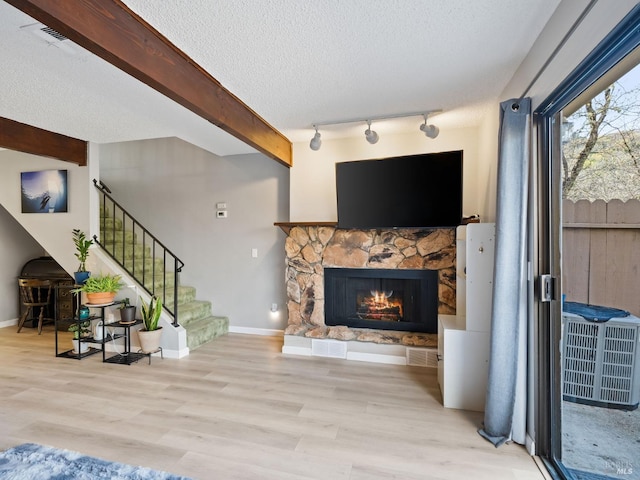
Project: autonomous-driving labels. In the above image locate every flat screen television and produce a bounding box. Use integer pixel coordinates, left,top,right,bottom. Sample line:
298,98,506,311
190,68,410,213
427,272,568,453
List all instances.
336,150,463,229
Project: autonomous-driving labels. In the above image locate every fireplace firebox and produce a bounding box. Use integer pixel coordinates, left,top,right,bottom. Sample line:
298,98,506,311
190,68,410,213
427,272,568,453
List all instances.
324,267,438,333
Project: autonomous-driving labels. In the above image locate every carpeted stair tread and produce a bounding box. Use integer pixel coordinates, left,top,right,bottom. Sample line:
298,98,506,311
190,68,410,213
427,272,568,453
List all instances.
185,316,229,350
100,230,138,243
157,287,194,312
177,300,213,326
99,211,227,351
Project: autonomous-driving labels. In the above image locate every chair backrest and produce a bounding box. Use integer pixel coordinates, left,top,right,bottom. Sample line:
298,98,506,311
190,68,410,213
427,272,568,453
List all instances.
18,278,53,306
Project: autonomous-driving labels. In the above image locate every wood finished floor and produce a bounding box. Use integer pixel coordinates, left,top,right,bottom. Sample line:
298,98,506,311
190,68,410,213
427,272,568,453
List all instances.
0,326,547,479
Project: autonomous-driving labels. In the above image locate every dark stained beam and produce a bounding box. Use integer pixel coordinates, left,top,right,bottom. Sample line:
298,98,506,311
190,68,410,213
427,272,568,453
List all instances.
6,0,293,167
0,116,87,166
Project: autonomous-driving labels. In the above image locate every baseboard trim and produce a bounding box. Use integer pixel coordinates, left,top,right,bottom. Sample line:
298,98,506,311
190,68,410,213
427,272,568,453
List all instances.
526,433,536,456
282,345,312,356
282,338,423,366
346,351,407,365
0,318,18,328
228,326,284,336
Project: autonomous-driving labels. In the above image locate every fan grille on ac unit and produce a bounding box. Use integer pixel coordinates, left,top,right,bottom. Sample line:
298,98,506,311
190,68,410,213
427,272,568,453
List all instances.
562,314,640,410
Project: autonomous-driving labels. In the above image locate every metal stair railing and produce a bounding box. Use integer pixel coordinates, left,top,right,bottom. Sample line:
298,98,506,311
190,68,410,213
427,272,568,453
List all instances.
93,179,183,327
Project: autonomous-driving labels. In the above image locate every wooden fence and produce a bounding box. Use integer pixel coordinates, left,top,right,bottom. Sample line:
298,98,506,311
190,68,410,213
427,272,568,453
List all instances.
563,199,640,317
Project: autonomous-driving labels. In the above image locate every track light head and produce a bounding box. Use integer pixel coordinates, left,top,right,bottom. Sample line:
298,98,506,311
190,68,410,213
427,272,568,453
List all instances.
420,115,439,139
309,126,322,151
364,120,379,144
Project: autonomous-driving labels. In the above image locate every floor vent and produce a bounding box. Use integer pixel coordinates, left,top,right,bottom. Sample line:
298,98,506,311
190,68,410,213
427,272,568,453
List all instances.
311,339,347,359
407,348,438,367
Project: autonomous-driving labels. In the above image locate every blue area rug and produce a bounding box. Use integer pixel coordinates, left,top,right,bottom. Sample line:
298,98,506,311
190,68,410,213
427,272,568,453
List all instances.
0,443,191,480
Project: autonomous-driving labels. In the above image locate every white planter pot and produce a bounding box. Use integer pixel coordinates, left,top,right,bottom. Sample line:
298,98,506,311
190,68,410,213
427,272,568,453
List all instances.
71,339,89,354
137,327,162,353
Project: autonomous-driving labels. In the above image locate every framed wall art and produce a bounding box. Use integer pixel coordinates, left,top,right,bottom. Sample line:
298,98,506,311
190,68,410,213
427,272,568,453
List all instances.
21,170,68,213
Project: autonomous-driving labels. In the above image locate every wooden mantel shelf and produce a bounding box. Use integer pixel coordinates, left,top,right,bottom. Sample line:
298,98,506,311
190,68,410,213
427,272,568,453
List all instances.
275,218,478,234
274,221,337,234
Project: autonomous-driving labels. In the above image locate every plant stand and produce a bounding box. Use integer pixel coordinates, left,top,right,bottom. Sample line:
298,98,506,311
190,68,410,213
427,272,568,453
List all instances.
54,289,111,360
136,347,163,365
102,319,147,365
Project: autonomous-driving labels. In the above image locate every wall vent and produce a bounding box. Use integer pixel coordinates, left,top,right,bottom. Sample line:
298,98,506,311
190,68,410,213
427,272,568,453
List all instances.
407,348,438,367
311,339,347,359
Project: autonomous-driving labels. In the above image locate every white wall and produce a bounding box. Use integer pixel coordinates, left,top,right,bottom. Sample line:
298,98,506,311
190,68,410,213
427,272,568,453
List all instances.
290,126,489,222
0,150,92,276
0,204,43,321
99,137,290,331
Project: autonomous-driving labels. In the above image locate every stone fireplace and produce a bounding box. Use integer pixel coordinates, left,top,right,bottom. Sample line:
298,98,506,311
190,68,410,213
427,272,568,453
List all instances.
324,267,438,333
278,224,456,348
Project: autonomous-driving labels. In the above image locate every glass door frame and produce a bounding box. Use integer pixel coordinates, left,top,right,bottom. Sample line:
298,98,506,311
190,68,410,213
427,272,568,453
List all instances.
534,6,640,477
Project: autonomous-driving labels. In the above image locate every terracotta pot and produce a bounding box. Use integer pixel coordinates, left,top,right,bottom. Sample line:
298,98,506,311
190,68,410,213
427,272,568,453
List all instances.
137,327,163,353
86,292,116,305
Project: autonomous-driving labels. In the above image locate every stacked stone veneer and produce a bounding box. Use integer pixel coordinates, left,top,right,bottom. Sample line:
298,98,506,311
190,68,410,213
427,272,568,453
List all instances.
283,225,456,347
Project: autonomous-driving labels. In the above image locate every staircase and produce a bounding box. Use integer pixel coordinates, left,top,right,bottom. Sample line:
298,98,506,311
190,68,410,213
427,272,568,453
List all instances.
99,207,228,350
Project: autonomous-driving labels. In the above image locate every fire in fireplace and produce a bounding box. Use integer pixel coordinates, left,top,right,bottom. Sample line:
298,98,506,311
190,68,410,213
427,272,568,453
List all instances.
356,289,403,321
324,267,438,333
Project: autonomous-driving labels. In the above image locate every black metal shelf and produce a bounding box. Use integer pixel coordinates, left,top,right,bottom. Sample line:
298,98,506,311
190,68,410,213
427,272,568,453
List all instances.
56,347,101,359
104,351,147,365
102,319,145,365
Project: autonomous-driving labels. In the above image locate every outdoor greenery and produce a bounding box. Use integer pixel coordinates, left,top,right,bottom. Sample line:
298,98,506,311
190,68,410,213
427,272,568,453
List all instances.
72,229,93,272
562,72,640,201
72,273,123,294
140,295,162,331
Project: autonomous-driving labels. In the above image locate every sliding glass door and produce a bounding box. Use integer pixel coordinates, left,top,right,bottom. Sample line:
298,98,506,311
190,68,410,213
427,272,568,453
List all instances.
536,7,640,479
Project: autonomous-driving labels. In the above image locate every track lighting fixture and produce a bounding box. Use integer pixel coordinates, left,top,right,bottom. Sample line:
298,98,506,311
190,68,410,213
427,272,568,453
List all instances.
309,109,441,150
309,125,322,151
364,120,379,144
420,114,440,139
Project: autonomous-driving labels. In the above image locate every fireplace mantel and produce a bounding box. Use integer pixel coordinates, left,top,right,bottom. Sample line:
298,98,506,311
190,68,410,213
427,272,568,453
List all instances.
278,223,457,349
274,221,337,235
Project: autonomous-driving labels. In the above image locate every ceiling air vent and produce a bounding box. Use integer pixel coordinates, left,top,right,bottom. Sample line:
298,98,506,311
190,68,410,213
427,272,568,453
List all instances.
20,22,77,55
40,26,68,42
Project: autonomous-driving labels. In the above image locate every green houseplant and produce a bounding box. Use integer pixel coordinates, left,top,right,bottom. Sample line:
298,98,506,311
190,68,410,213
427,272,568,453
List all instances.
118,297,136,323
72,229,93,284
137,295,163,353
72,273,123,305
68,320,91,354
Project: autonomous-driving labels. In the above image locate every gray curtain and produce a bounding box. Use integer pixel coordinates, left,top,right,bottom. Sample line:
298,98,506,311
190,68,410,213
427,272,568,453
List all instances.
479,98,531,447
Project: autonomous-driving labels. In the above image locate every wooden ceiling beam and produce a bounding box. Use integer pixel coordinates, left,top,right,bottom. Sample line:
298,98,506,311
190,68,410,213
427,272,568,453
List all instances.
0,116,87,166
6,0,293,167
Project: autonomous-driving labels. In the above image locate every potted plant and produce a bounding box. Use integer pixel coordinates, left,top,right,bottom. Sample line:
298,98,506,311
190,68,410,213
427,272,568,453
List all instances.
72,273,123,305
72,229,93,285
118,297,136,323
68,320,91,354
137,295,163,353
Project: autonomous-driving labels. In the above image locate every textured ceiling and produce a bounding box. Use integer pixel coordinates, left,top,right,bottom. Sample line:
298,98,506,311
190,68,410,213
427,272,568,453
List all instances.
0,0,561,157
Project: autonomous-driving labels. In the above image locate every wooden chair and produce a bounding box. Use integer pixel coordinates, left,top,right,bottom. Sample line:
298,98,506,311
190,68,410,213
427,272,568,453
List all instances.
17,279,53,335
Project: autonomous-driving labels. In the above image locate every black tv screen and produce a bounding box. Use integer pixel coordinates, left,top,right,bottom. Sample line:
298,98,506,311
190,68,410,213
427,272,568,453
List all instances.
336,150,463,229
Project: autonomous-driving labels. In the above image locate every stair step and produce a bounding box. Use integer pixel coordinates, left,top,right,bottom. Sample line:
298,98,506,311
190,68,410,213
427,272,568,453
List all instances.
99,217,123,230
184,316,229,350
100,230,138,244
99,208,224,352
102,243,152,260
153,285,195,311
177,300,213,326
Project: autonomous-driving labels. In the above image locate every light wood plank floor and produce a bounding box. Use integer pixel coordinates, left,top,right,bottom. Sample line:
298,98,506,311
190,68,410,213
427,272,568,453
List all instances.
0,326,547,479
